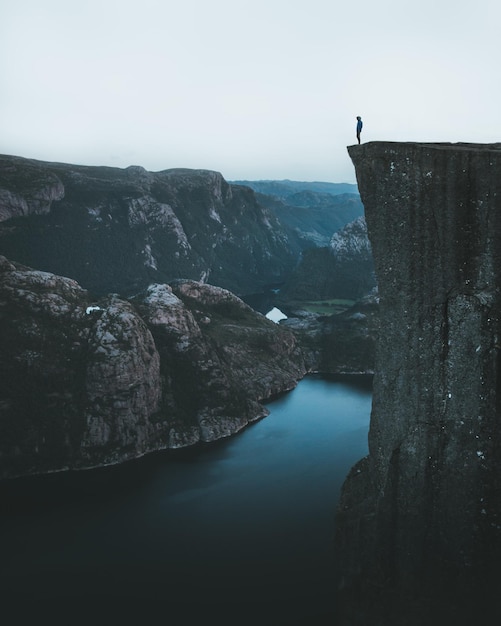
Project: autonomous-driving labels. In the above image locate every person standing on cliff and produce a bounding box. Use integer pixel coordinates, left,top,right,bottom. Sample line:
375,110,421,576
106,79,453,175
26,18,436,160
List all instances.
356,116,363,144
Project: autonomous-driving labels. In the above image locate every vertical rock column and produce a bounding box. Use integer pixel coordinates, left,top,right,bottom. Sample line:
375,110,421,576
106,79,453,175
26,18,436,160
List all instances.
337,142,501,619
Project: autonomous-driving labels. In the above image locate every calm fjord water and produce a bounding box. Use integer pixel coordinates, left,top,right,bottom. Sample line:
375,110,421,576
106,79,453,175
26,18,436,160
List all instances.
0,374,372,625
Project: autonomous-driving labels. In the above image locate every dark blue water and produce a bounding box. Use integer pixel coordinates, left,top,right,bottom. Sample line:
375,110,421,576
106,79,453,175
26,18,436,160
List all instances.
0,374,371,625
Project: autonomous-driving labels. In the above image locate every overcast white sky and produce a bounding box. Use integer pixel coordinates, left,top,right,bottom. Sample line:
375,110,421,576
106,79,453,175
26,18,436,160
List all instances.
1,0,499,183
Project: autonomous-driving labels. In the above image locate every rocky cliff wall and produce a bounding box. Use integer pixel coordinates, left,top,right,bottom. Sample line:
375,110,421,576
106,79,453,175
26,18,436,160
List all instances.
0,257,306,480
336,143,501,623
0,155,296,296
280,216,376,301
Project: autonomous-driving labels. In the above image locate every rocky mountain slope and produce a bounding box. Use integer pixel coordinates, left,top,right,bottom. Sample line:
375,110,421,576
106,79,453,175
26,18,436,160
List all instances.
280,292,378,375
234,179,363,248
0,256,306,480
0,155,298,297
0,155,376,481
336,142,501,624
279,216,376,301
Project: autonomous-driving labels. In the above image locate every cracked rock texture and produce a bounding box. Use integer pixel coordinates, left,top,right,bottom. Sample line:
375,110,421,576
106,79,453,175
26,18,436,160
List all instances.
336,143,501,624
0,258,306,480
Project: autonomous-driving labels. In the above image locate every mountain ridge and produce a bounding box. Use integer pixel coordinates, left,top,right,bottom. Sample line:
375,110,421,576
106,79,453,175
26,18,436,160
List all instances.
231,179,358,197
0,155,299,297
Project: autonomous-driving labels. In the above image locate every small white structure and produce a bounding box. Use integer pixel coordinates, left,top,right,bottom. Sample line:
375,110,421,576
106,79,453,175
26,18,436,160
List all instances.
266,307,287,323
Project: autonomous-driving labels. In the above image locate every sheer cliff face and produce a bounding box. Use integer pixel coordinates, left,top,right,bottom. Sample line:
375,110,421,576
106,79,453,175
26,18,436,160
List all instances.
337,143,501,618
0,257,306,480
0,156,295,296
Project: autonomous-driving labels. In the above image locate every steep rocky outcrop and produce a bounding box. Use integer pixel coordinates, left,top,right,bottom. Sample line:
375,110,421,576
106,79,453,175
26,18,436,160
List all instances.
336,143,501,623
0,155,296,296
279,216,376,301
0,158,65,221
0,256,306,480
280,293,377,374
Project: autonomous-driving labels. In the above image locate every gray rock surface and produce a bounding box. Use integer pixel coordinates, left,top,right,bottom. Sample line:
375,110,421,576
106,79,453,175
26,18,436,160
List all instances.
0,155,296,296
280,216,376,301
0,158,64,221
280,293,377,374
0,257,306,480
336,142,501,623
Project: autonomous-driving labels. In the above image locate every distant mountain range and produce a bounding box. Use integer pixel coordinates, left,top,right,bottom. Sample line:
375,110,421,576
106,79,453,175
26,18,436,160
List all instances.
232,179,363,248
231,179,359,197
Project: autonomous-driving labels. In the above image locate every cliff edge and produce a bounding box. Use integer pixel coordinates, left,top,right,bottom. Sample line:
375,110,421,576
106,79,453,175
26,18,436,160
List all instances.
336,142,501,623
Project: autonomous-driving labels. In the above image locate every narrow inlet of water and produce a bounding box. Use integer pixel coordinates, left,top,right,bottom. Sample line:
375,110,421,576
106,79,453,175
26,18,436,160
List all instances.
0,374,372,625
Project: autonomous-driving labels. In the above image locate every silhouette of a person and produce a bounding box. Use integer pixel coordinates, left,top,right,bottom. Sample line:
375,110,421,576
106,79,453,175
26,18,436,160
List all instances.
356,116,363,144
